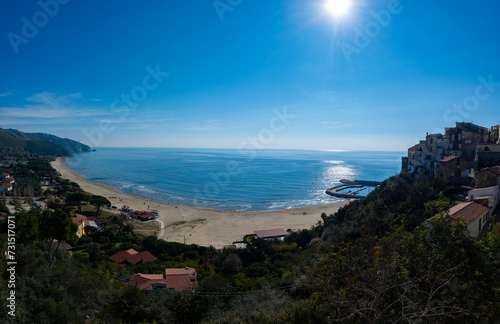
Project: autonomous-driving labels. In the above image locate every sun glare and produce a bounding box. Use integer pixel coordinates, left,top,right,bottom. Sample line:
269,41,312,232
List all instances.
325,0,352,17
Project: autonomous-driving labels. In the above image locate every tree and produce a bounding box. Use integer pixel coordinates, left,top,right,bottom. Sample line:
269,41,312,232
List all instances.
39,209,78,267
16,210,39,246
305,218,495,323
90,195,111,216
66,192,89,213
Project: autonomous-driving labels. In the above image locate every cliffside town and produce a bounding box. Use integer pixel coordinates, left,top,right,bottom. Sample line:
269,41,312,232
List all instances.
404,122,500,180
405,122,500,238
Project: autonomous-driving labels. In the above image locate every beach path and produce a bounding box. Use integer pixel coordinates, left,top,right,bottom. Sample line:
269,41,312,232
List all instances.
51,158,349,247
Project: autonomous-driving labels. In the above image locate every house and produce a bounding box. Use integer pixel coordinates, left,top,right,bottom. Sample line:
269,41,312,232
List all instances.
475,166,500,188
75,213,99,230
438,156,461,181
0,183,12,192
468,185,498,212
3,177,14,184
468,166,500,211
130,211,156,221
75,214,90,227
0,173,10,179
88,220,99,229
254,228,289,241
86,216,108,226
109,249,157,266
404,123,500,175
128,267,199,292
52,239,73,251
447,201,490,238
72,218,85,238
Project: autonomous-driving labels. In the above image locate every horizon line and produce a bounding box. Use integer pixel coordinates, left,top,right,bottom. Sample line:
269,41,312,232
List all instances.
83,146,406,153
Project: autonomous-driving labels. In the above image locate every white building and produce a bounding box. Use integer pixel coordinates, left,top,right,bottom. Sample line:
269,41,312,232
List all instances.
448,202,489,238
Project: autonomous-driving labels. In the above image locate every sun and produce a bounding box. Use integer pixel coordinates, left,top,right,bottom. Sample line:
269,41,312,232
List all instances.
324,0,352,17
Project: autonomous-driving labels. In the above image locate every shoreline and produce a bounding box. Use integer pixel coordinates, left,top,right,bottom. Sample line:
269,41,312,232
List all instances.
51,158,350,246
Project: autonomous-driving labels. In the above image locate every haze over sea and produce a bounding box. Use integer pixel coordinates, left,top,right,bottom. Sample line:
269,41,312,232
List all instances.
63,148,403,211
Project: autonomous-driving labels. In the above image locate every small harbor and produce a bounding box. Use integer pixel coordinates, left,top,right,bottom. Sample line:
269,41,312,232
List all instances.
325,179,382,199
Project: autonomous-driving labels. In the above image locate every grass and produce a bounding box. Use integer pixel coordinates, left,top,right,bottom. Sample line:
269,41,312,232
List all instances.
129,220,160,237
168,220,188,227
167,219,207,227
72,202,115,218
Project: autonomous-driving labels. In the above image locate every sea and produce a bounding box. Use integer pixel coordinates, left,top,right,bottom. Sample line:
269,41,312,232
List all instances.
62,148,404,211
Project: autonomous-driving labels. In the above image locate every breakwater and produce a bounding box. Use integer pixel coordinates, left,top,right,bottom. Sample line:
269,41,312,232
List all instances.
326,179,382,199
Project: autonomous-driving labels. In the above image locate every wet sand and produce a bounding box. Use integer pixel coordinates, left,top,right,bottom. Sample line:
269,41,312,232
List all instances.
51,158,349,247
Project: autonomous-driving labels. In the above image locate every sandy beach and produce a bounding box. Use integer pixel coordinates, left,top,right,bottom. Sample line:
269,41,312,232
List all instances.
51,158,349,247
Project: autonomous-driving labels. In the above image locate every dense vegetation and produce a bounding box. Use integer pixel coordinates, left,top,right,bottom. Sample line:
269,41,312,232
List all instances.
1,160,59,198
1,170,499,323
0,128,91,158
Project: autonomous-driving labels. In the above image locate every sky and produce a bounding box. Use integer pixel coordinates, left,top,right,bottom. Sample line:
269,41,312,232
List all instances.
0,0,499,151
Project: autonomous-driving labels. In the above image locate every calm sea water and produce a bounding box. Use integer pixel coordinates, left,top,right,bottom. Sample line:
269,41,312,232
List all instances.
63,148,404,211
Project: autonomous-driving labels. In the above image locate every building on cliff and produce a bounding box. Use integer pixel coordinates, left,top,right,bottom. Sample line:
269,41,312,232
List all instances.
405,122,500,181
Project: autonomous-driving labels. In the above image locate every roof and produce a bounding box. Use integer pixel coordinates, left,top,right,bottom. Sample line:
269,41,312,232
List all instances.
53,239,73,251
88,220,98,228
75,214,89,227
5,177,14,181
109,249,157,266
86,216,107,223
1,183,12,188
448,202,489,224
440,156,458,163
128,267,198,291
164,268,197,276
254,228,288,239
130,211,155,219
486,166,500,176
72,218,84,226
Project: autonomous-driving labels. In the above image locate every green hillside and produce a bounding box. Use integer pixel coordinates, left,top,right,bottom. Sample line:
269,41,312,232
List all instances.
0,128,91,157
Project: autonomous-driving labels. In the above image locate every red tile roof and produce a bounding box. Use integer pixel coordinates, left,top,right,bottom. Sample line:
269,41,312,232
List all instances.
130,211,155,220
109,249,157,266
448,202,488,224
72,218,84,226
128,268,198,291
86,216,107,223
1,183,12,188
53,239,73,251
254,228,288,239
440,156,458,162
486,166,500,175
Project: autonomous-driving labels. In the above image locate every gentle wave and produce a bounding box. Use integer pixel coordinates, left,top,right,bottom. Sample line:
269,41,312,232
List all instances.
63,148,403,211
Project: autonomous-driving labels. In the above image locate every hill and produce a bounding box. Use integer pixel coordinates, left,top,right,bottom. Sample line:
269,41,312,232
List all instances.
0,128,91,157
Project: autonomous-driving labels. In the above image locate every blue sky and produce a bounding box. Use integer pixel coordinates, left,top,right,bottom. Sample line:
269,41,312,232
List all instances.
1,0,499,151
